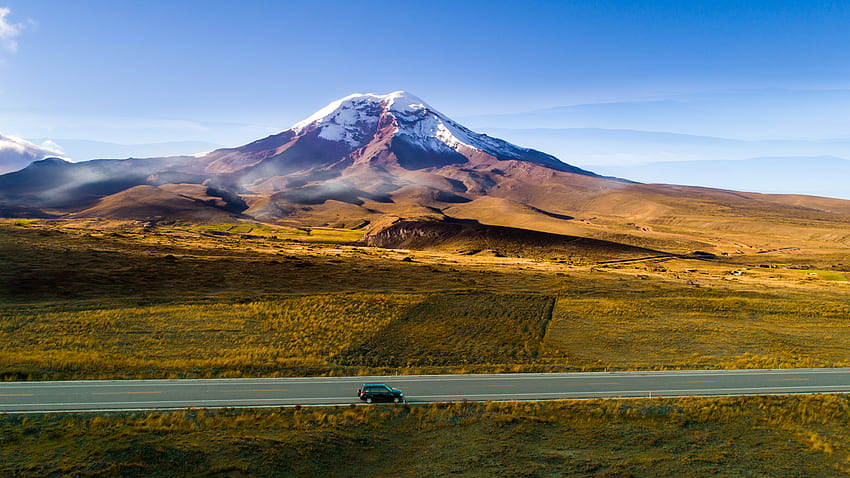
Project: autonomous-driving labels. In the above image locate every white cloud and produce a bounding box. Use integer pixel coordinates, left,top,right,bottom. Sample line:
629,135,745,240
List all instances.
0,133,63,156
0,7,25,53
0,137,28,155
40,139,64,154
0,133,67,173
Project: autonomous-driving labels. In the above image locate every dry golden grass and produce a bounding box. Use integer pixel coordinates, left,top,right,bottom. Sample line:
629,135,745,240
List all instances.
3,218,850,475
341,292,555,367
187,221,365,244
2,219,850,379
0,294,420,380
544,291,850,370
3,395,850,476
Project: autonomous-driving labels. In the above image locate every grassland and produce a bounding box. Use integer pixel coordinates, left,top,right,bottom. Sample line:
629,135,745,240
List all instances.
0,294,420,380
341,293,555,367
3,219,850,476
2,219,850,380
812,271,848,282
188,221,365,244
3,395,850,477
545,290,850,370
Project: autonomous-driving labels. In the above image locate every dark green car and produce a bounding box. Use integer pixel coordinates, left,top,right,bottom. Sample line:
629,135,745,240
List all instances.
358,383,405,404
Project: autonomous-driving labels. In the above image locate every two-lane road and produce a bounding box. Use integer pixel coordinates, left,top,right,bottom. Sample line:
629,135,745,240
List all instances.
2,368,850,414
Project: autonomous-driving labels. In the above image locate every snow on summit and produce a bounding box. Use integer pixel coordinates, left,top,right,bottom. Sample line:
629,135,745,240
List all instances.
291,93,386,146
288,91,535,159
291,91,428,132
290,91,431,147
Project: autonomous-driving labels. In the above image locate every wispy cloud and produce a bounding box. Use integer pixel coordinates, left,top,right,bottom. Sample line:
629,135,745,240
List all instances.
0,133,63,155
0,7,25,53
0,133,66,173
39,139,64,154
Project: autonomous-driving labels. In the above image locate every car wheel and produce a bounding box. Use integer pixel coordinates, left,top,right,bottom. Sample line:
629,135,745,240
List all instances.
393,397,400,404
366,397,372,404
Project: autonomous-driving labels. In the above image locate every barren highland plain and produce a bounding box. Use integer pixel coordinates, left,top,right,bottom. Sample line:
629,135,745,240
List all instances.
3,1,850,475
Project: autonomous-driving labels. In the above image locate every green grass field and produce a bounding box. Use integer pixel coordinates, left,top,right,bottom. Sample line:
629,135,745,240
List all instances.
789,269,849,282
817,271,848,281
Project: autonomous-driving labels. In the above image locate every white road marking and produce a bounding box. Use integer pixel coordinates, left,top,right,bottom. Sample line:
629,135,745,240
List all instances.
4,385,850,410
3,369,850,414
4,368,849,388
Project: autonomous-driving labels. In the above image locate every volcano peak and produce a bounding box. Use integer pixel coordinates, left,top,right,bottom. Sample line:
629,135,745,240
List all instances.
289,91,430,146
281,91,589,175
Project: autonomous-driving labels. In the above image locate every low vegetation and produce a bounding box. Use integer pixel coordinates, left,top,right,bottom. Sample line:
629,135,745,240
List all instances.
0,294,420,380
2,219,850,379
814,271,848,282
188,222,365,244
3,219,850,475
545,290,850,370
341,292,555,367
3,395,850,476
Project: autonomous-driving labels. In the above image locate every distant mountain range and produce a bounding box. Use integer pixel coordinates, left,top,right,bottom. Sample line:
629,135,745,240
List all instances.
1,91,849,255
27,139,220,165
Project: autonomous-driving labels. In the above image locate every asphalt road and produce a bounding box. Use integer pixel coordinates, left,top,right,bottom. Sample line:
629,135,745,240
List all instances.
3,368,850,414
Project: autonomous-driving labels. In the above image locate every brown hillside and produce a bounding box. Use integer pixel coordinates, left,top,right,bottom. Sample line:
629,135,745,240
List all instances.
72,185,247,222
361,218,670,262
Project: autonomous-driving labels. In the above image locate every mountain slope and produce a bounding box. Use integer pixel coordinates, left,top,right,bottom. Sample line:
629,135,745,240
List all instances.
1,92,849,255
0,156,200,209
0,91,603,214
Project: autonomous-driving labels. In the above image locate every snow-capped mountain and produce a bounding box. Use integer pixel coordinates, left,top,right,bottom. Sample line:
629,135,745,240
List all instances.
289,91,579,168
2,91,850,258
196,91,595,177
0,92,602,218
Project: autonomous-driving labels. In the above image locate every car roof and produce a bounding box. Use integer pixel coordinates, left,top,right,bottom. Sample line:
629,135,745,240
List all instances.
363,383,388,387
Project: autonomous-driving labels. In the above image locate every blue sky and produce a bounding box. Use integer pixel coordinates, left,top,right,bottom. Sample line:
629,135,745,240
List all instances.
1,1,849,154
